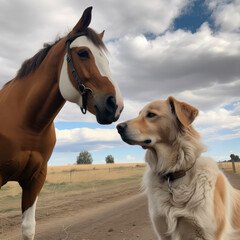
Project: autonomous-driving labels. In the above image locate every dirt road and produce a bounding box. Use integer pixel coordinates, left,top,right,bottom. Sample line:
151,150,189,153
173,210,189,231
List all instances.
1,178,155,240
1,171,240,240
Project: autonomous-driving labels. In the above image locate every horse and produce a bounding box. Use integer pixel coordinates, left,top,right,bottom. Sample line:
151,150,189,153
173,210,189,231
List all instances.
0,6,123,240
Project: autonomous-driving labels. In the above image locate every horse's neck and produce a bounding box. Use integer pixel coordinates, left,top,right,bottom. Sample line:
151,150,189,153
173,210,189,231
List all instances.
17,43,66,132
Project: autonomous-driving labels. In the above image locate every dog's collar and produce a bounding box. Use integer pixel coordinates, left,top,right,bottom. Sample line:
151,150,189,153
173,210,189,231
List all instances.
158,160,197,194
159,170,186,182
158,170,186,195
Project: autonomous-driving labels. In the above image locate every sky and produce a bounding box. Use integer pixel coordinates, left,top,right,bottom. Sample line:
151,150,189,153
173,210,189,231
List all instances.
0,0,240,165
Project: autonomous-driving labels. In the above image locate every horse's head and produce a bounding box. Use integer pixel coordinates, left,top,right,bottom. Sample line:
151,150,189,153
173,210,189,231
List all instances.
59,7,123,124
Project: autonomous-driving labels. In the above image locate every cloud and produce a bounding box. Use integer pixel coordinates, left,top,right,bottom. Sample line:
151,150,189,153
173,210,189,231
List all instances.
107,23,240,110
208,0,240,32
127,155,135,161
55,98,145,123
0,0,240,158
54,101,240,154
0,0,190,86
196,108,240,129
233,101,240,115
1,1,240,113
195,103,240,142
177,79,240,111
55,127,124,152
55,102,97,122
84,0,190,39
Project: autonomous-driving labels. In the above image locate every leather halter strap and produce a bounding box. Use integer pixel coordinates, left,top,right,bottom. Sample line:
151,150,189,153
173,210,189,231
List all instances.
65,33,92,114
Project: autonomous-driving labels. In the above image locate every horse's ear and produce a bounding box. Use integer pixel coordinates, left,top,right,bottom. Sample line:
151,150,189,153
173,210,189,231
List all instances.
72,6,92,33
99,30,105,39
168,96,198,126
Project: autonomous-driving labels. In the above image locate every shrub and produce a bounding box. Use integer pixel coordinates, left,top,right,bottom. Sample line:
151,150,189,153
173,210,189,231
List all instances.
105,155,114,164
76,151,93,164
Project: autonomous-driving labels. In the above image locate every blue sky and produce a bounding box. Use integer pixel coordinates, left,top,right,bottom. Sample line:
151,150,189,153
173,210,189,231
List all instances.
174,0,214,33
0,0,239,165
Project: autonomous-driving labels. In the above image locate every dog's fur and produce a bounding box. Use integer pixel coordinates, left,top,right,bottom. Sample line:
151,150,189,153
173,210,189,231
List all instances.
117,96,240,240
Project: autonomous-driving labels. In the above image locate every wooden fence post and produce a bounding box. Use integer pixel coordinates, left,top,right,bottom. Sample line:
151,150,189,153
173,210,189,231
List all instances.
70,170,72,183
232,159,236,173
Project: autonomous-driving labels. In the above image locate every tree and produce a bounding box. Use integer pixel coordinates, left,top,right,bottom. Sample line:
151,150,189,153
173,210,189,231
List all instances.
105,155,114,164
230,154,240,162
230,154,240,173
76,151,93,164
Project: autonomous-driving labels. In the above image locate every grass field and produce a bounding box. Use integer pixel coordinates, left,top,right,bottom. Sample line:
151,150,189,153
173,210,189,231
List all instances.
47,163,145,183
218,161,240,174
1,161,239,214
0,163,146,207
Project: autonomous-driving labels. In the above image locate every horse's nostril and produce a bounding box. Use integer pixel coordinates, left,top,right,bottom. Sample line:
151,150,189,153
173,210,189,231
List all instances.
106,95,117,113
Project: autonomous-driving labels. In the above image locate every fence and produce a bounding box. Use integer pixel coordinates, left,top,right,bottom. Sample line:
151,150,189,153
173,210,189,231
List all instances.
218,162,240,174
46,164,146,184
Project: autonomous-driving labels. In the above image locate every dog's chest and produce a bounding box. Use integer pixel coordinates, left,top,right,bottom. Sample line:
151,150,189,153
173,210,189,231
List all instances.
146,172,215,239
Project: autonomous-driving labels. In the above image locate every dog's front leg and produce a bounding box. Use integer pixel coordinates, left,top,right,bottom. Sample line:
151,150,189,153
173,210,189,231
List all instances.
150,213,171,240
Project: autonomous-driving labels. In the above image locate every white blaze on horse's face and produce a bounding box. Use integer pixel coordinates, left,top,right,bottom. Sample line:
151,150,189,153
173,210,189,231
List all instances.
59,35,123,123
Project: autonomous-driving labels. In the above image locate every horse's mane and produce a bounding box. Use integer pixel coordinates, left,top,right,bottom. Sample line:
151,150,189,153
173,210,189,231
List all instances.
15,28,107,79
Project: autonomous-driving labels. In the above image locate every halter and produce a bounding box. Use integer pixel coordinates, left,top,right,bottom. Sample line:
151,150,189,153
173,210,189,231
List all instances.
65,33,92,114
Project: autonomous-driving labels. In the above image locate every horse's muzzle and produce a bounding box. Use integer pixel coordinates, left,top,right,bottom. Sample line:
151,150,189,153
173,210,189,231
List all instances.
95,95,120,124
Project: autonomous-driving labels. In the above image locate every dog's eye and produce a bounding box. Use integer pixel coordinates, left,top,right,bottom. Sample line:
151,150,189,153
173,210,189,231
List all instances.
78,50,90,59
146,112,157,118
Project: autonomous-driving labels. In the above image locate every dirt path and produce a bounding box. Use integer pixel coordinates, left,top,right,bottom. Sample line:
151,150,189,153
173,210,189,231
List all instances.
1,171,240,240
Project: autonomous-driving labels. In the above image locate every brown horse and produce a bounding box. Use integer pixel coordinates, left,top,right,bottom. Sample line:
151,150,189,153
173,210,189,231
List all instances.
0,7,123,240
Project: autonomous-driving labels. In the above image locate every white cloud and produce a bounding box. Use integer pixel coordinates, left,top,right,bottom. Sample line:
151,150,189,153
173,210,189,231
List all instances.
233,101,240,115
208,0,240,32
56,127,120,143
0,0,190,87
107,23,240,111
127,155,135,161
89,0,190,39
55,102,96,122
1,0,240,156
55,127,124,152
195,103,240,142
196,108,240,129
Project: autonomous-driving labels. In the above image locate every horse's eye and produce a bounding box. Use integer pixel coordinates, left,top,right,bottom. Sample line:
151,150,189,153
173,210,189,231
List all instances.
146,112,157,118
78,50,90,59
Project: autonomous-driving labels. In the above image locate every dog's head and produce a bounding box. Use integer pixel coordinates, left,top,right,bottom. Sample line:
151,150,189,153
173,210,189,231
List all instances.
117,96,199,150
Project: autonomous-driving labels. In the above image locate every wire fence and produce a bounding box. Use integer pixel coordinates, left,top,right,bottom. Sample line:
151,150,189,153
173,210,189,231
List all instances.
45,162,240,184
46,165,146,184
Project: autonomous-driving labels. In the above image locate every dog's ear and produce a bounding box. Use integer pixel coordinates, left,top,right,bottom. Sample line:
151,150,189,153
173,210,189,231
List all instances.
168,96,198,126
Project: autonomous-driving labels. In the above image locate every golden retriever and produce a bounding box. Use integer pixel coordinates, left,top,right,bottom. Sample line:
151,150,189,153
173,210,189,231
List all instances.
117,96,240,240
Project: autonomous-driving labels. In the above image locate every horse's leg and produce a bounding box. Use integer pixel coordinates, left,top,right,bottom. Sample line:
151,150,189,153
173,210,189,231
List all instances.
20,165,47,240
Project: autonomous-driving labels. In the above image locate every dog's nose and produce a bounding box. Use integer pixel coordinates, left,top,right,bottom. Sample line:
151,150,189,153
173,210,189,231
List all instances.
116,122,127,134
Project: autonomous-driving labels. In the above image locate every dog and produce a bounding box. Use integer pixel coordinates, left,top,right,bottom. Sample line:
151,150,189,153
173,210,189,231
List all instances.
117,96,240,240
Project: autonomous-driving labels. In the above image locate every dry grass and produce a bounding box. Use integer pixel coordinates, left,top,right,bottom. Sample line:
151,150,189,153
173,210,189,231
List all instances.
0,163,146,200
47,163,144,172
47,163,145,183
2,162,239,201
218,162,240,174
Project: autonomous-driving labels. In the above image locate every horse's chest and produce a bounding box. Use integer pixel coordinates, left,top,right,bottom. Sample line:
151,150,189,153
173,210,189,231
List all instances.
0,126,55,182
